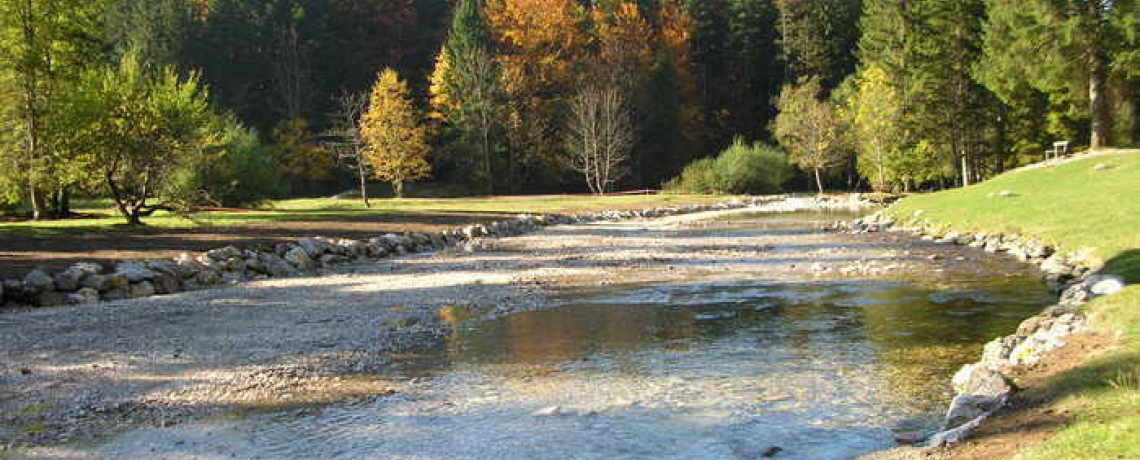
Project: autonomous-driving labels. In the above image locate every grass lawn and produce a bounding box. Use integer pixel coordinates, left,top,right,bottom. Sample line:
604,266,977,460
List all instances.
888,149,1140,459
1019,286,1140,460
888,149,1140,282
0,194,731,237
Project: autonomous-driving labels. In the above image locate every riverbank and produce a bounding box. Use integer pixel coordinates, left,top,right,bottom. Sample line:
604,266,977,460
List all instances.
861,150,1139,459
4,195,888,454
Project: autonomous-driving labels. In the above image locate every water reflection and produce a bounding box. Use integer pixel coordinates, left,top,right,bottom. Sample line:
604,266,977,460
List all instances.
435,273,1050,436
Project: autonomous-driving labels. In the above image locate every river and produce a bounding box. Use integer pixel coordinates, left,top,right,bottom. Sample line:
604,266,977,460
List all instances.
28,209,1053,460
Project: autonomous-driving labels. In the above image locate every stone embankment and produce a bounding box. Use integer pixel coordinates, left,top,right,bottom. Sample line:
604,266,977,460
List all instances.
837,212,1127,449
1,195,868,311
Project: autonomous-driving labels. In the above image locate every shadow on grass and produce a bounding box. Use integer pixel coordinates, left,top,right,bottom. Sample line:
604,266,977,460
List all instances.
1102,249,1140,284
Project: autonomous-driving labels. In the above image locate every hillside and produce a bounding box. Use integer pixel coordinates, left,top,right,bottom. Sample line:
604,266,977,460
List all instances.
888,150,1140,460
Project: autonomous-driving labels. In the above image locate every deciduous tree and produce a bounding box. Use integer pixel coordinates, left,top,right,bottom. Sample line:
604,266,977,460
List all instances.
773,77,849,194
360,68,431,197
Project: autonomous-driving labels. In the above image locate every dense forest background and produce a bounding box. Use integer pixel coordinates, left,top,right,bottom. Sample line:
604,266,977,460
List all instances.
0,0,1136,220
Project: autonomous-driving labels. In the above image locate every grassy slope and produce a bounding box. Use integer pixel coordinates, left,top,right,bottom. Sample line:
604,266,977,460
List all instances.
888,150,1140,459
888,150,1140,282
0,194,729,237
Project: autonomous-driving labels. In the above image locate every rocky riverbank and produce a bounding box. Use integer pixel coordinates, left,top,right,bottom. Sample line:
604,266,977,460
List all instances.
841,212,1129,456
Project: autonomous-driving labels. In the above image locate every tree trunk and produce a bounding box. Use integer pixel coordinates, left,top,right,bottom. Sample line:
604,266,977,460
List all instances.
482,126,493,195
1088,53,1109,149
357,157,370,208
393,181,404,198
813,167,824,195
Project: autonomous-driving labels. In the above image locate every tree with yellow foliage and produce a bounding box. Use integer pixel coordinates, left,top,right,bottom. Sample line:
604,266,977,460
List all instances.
360,68,432,198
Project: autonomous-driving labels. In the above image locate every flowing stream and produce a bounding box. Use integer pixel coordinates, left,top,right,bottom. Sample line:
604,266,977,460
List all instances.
63,211,1053,460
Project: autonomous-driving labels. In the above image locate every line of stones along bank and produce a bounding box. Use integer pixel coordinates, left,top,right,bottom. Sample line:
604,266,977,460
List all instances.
837,212,1128,448
1,195,868,310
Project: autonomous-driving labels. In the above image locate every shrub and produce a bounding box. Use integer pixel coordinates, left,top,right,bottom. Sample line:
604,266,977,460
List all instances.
665,138,791,194
166,114,284,208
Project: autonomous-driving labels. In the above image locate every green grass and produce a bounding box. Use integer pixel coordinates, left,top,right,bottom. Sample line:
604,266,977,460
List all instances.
887,150,1140,459
888,150,1140,282
0,194,731,237
1018,287,1140,460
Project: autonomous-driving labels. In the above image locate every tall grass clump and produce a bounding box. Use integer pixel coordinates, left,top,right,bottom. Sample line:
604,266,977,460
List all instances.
665,138,791,194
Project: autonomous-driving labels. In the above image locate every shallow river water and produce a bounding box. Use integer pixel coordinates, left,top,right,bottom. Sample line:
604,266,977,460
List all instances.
62,211,1053,460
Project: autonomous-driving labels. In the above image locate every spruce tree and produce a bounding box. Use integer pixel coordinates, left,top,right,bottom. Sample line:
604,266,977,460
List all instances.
977,0,1137,149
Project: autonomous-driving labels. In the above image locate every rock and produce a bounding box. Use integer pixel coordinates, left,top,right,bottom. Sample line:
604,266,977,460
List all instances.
24,269,55,291
221,257,246,273
259,253,299,277
319,254,349,266
152,273,182,294
114,261,157,282
945,394,1005,429
929,414,988,447
129,281,156,298
205,246,243,262
996,190,1015,197
36,290,69,307
1088,275,1125,296
146,259,183,278
102,287,129,301
174,253,205,278
297,238,331,258
340,239,369,259
760,446,783,458
104,273,130,290
72,288,101,304
1040,254,1072,276
532,406,564,417
284,247,316,271
951,364,1012,397
80,274,108,291
70,262,104,275
52,269,83,292
981,336,1017,366
1093,163,1111,170
196,269,221,286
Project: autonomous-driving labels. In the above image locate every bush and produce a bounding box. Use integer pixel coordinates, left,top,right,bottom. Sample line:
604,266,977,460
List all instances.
664,138,791,194
166,114,284,208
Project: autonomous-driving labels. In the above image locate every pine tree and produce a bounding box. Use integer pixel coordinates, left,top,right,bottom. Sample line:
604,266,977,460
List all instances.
360,68,432,198
775,0,862,90
431,0,499,193
977,0,1137,149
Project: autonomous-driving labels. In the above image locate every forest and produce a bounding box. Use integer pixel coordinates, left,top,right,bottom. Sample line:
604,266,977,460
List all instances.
0,0,1136,222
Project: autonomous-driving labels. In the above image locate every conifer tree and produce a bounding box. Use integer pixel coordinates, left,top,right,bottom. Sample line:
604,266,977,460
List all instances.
977,0,1137,148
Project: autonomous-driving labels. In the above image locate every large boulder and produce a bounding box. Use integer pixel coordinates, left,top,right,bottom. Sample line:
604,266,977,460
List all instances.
174,253,205,278
129,281,156,298
284,247,316,271
944,394,1006,429
146,259,184,278
69,287,102,305
80,273,108,291
205,246,243,262
952,364,1012,397
297,238,333,258
52,269,84,292
152,273,182,295
24,269,55,291
1088,275,1126,296
114,261,157,282
259,252,299,277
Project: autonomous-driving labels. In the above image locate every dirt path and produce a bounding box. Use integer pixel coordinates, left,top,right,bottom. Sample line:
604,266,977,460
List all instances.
1,203,1018,456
